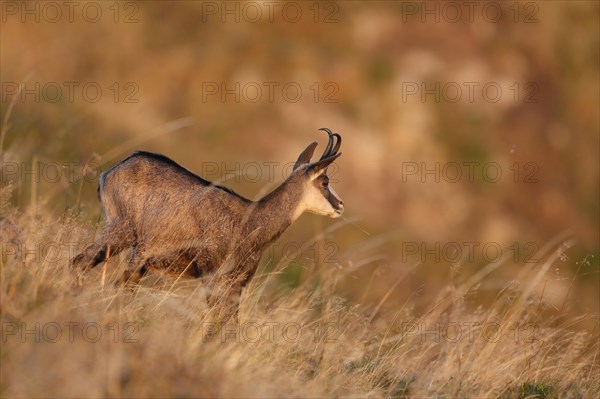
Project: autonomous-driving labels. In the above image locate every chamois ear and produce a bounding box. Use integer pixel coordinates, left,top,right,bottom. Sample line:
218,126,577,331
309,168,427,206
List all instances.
306,152,341,178
293,141,318,170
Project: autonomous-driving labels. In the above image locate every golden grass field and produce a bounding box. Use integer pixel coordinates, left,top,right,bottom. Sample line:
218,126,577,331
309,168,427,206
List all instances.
1,1,599,398
1,173,598,397
1,115,599,397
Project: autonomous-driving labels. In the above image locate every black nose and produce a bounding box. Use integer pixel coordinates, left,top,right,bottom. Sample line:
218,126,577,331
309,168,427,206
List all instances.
338,200,344,207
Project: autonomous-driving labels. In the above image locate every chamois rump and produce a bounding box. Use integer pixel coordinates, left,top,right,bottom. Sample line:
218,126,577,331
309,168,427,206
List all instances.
71,128,344,321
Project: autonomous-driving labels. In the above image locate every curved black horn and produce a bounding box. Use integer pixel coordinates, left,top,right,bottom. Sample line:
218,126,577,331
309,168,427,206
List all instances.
318,127,334,160
331,132,342,155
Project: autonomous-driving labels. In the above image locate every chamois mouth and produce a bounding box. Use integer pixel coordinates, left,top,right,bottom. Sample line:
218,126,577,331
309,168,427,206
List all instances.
332,208,344,217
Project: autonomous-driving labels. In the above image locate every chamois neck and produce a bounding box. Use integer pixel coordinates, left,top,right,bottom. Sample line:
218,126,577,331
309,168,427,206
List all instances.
242,177,303,244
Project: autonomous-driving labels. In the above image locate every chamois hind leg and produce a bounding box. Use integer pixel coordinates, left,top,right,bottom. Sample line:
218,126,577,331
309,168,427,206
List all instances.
118,246,196,287
70,221,133,290
118,245,149,287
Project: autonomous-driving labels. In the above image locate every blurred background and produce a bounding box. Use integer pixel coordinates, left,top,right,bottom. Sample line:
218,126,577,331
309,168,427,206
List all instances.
1,1,598,318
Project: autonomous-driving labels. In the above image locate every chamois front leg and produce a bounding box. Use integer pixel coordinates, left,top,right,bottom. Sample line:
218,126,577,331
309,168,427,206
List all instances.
205,254,263,321
204,271,246,325
205,279,243,324
204,257,258,328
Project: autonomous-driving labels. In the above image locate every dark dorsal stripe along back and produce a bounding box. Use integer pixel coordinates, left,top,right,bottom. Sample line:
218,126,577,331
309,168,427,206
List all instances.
110,150,250,202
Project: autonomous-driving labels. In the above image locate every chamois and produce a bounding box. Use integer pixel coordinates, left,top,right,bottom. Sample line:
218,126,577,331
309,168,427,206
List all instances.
71,128,344,321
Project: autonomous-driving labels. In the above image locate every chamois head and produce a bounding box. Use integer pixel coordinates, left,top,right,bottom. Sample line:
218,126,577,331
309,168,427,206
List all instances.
291,128,344,220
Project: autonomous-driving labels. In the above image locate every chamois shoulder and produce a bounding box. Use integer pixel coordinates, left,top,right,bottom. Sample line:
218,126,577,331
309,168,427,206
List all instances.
103,151,251,202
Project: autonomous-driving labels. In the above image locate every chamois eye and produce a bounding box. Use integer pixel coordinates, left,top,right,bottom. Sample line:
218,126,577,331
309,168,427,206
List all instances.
321,179,328,187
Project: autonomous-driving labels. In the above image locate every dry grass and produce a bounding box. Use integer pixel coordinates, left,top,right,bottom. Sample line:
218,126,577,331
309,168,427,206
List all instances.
1,2,598,397
1,202,598,398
